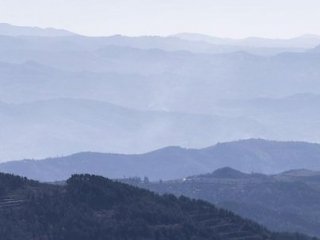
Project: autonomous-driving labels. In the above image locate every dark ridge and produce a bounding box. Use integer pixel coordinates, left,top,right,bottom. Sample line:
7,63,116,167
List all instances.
0,172,315,240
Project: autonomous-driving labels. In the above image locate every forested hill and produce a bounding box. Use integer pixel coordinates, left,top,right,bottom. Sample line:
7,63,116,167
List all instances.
0,172,316,240
126,167,320,237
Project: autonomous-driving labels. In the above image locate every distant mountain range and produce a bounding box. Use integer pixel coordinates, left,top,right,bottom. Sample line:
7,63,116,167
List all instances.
2,53,320,160
0,23,75,37
1,139,320,182
1,23,319,54
1,22,319,50
0,172,314,240
1,23,320,160
131,167,320,237
2,47,320,104
0,98,264,161
174,33,320,49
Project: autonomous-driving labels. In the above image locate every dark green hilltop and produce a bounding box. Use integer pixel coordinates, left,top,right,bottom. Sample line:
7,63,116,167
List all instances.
0,172,317,240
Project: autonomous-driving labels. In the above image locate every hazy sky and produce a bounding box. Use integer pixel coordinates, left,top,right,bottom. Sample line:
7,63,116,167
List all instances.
0,0,320,38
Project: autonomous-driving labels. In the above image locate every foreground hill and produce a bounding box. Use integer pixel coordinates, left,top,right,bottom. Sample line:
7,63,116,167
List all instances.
1,139,320,181
0,172,315,240
128,168,320,237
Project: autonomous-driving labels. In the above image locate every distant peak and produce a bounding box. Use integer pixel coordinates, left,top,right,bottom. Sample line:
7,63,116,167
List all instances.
208,167,248,179
147,146,186,155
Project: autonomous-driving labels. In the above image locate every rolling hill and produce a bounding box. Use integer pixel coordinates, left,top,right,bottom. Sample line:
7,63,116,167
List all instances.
1,38,320,103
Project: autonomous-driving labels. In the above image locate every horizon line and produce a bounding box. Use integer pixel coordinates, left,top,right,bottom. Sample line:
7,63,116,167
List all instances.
1,22,320,40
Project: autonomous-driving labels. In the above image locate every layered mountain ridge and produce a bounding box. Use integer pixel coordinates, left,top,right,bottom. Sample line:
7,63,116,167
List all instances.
1,24,320,159
1,139,320,181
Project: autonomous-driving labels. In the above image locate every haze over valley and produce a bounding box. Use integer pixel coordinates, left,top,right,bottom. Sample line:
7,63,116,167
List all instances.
1,23,320,161
1,1,320,237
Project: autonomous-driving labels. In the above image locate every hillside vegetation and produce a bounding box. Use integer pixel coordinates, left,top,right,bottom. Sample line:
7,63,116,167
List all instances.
127,167,320,236
0,172,316,240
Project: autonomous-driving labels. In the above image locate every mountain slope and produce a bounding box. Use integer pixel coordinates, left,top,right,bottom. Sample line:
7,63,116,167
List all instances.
1,139,320,182
131,168,320,237
0,172,315,240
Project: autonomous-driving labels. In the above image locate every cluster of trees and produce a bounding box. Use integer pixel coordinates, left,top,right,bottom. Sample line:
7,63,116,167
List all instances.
0,173,34,196
0,173,317,240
